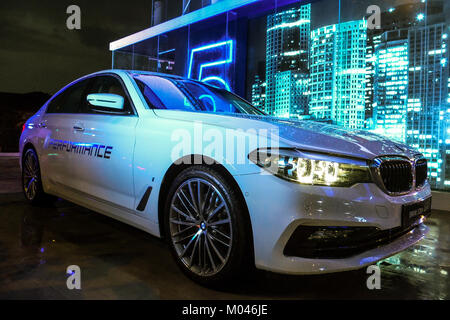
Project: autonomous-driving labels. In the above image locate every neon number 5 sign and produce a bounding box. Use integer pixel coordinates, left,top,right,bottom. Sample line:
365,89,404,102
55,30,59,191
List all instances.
187,40,234,91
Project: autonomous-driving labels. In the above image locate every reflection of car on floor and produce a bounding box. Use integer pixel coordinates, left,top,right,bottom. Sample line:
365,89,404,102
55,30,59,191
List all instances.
19,70,431,286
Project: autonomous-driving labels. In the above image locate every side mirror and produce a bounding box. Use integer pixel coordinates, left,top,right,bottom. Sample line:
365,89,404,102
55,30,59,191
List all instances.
87,93,124,111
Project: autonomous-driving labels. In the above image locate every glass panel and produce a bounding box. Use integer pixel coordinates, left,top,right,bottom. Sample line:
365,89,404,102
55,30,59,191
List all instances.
132,38,159,72
112,49,133,70
157,27,189,76
135,74,265,115
46,79,90,114
110,0,449,191
187,13,235,91
245,0,449,191
246,0,333,120
134,75,195,111
339,0,448,191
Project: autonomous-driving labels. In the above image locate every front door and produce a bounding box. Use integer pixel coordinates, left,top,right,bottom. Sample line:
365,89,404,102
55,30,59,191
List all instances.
68,74,138,211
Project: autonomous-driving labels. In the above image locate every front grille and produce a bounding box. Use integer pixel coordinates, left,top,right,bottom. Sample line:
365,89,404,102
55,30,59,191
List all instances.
415,158,428,188
379,160,413,193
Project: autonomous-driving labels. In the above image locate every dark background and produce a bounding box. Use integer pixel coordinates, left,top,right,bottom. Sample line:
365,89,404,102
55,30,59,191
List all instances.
0,0,155,94
0,0,156,151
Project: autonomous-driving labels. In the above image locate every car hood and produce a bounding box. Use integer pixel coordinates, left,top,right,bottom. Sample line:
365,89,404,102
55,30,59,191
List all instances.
153,110,421,160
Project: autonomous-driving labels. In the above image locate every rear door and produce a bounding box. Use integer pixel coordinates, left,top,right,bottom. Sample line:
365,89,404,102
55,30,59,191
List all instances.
68,74,138,210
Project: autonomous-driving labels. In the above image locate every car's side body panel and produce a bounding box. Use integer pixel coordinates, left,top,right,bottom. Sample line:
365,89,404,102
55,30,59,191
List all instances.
19,71,162,237
131,109,268,225
53,113,138,210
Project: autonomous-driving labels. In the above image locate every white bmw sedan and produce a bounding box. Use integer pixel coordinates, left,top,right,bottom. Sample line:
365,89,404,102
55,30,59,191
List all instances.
20,70,431,286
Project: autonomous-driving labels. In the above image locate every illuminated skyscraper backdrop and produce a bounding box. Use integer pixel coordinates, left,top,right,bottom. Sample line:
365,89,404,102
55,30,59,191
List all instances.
249,0,449,190
109,0,449,190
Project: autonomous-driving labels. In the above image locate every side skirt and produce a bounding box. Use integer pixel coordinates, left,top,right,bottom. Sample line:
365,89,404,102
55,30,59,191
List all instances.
48,182,161,238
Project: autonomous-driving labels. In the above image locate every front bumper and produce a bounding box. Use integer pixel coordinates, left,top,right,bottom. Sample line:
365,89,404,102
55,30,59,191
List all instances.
234,172,431,275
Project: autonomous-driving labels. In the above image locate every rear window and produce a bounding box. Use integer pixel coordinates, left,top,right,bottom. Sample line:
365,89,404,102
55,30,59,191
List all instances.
46,79,90,114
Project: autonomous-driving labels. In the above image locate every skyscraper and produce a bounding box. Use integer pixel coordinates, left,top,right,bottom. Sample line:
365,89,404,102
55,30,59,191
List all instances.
274,70,309,118
406,23,449,189
364,1,443,127
310,20,367,129
309,24,335,121
251,75,266,111
372,29,409,142
290,72,309,118
446,76,450,189
265,4,311,117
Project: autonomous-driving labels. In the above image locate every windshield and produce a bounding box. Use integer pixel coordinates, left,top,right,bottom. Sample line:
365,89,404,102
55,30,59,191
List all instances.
134,74,266,115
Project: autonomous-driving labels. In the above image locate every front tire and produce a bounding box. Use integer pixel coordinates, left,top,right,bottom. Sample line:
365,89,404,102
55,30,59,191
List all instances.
22,148,55,206
164,166,251,287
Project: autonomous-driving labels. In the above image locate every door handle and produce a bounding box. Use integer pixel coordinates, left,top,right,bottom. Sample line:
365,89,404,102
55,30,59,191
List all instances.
73,126,85,131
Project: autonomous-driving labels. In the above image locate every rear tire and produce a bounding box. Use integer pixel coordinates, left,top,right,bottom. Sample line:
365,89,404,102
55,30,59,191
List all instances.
22,148,56,206
164,165,251,288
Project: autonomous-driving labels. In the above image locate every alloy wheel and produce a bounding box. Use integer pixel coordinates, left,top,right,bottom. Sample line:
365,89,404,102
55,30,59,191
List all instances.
23,151,39,201
169,178,233,277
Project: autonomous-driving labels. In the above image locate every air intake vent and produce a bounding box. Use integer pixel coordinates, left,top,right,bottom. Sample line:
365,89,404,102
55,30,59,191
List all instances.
379,160,413,193
415,158,428,188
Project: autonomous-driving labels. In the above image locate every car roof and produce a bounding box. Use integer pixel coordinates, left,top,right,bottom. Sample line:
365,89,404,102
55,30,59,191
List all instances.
88,69,186,81
125,70,185,80
54,69,219,100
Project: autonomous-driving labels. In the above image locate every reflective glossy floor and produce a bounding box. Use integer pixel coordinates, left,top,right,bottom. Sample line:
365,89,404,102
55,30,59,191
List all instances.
0,156,449,299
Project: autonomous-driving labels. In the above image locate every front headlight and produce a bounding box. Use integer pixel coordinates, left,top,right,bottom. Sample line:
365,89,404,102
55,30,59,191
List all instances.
248,149,372,187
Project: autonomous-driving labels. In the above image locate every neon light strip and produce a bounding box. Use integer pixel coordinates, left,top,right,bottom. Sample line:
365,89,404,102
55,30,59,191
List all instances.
187,40,233,79
109,0,259,51
267,19,310,32
199,94,217,112
201,76,231,91
198,42,233,80
158,48,176,55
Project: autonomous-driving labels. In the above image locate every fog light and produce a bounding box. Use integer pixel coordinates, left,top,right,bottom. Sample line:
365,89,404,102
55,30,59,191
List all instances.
307,227,355,241
283,225,381,259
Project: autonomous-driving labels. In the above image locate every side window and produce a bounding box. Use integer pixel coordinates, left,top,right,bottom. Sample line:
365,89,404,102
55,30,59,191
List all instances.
46,91,66,113
46,79,90,114
80,76,133,114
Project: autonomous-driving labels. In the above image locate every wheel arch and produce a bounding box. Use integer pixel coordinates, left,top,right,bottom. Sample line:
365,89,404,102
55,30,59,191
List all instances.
157,154,255,263
21,142,37,166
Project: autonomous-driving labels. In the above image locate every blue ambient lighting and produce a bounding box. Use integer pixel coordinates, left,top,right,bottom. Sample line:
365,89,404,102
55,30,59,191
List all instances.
199,94,217,112
202,76,231,91
187,40,234,90
158,48,176,55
